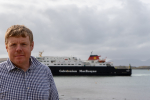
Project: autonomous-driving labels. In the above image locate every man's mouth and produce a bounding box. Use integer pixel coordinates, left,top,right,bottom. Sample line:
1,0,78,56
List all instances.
15,55,24,57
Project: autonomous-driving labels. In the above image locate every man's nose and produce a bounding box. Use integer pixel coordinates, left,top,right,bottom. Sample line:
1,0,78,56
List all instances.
16,44,22,51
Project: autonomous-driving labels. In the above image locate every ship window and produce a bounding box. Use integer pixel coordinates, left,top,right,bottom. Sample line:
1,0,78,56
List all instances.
92,61,94,63
54,64,56,65
103,64,105,65
44,61,46,62
61,64,63,65
78,64,81,65
100,64,102,65
71,64,74,65
68,64,70,65
58,64,60,65
51,60,55,63
64,64,67,65
47,61,49,62
47,64,49,65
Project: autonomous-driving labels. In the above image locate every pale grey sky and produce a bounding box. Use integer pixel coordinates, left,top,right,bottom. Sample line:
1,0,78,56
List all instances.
0,0,150,66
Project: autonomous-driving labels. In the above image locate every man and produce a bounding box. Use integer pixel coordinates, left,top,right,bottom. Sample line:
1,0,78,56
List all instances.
0,25,59,100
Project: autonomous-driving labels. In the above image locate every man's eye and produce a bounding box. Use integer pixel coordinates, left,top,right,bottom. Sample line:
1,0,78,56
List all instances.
23,44,26,45
11,44,16,46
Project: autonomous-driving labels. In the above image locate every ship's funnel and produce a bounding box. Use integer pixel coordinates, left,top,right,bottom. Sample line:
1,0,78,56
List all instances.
88,55,100,60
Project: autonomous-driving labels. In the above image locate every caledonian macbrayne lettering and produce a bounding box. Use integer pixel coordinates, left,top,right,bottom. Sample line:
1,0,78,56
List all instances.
79,70,97,73
59,70,97,73
59,70,77,73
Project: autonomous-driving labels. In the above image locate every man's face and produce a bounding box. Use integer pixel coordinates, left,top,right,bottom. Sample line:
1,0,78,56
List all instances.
6,36,34,66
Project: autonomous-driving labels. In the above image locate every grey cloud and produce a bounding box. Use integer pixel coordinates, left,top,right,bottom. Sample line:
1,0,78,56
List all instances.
0,0,150,66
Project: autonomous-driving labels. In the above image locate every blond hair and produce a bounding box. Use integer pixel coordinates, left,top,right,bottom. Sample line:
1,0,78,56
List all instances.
5,25,33,44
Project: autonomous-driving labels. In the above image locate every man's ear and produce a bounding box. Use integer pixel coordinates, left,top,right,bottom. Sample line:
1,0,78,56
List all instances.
31,41,34,51
5,44,8,52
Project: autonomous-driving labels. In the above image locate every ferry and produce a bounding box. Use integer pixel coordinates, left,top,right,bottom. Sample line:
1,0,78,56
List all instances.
36,52,132,76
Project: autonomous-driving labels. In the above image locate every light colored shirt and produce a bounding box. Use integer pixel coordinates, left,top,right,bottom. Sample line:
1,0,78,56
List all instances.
0,56,59,100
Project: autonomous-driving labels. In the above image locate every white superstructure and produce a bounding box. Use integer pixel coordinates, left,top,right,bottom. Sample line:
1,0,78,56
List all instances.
36,55,113,67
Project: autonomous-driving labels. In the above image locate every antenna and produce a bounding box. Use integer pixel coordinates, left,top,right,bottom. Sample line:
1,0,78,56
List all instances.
91,51,93,55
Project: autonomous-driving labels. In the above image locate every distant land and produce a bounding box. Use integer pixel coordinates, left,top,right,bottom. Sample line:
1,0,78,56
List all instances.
0,58,149,69
0,58,7,63
115,66,150,69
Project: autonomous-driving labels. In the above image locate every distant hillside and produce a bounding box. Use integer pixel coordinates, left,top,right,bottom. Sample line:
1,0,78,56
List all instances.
115,66,131,69
135,66,150,69
0,58,7,63
115,66,150,69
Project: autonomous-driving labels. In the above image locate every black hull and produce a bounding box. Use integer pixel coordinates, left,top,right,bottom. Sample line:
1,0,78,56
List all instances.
48,66,132,76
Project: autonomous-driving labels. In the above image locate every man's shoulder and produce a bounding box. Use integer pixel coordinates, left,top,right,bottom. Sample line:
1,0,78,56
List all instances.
31,56,48,68
37,63,51,73
0,61,7,67
0,61,8,71
31,56,51,74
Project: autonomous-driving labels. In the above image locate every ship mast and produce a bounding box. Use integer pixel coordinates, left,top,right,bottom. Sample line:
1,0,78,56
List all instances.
39,51,44,57
91,51,93,55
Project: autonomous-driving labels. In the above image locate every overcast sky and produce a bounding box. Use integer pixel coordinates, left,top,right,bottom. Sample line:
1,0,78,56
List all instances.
0,0,150,66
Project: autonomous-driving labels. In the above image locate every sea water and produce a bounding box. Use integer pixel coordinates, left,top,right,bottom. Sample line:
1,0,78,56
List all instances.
54,70,150,100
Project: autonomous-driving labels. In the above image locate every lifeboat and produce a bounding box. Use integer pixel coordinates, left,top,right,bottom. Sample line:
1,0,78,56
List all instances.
98,59,106,63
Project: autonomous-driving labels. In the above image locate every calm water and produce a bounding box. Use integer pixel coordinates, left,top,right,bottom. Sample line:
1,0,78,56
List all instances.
54,70,150,100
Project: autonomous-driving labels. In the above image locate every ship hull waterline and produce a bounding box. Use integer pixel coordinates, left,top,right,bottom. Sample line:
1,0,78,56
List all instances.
48,66,132,76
